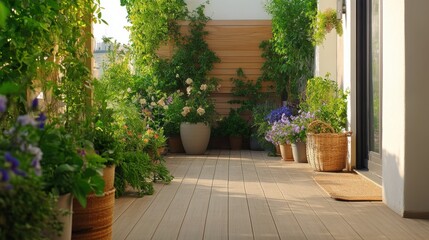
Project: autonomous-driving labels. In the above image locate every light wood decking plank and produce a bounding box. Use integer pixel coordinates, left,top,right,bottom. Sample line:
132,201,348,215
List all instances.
267,159,334,240
228,151,254,240
177,157,217,240
241,150,279,240
204,151,230,240
124,158,193,240
252,151,308,239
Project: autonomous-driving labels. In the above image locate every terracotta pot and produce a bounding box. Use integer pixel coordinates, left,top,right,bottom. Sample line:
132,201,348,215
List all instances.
275,144,281,156
180,122,210,155
167,136,185,153
229,136,243,150
292,142,307,163
279,143,293,161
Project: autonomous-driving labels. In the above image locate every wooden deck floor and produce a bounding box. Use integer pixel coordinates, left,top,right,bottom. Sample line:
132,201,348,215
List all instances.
113,150,429,240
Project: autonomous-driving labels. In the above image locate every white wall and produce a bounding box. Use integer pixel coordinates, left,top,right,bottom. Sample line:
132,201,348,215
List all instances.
186,0,270,20
403,0,429,216
315,0,338,82
382,0,406,215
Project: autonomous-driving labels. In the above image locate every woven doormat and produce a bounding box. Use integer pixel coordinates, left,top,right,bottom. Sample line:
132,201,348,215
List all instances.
313,172,382,201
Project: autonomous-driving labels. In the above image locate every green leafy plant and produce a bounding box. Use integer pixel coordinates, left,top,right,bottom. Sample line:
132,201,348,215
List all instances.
300,74,348,132
313,8,343,45
222,110,250,137
265,0,317,103
163,92,185,136
39,125,106,208
251,102,277,148
228,68,265,112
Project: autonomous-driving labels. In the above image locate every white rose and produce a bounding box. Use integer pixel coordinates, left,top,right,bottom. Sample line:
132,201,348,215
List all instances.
127,88,132,93
163,105,169,110
197,107,205,116
185,78,193,85
176,74,180,78
150,102,157,107
139,99,147,105
186,86,192,95
200,84,208,91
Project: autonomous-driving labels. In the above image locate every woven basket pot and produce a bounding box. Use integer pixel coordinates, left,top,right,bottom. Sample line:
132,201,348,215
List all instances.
72,188,115,240
306,120,351,172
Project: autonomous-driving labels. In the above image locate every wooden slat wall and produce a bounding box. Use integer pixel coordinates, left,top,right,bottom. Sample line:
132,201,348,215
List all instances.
159,20,275,117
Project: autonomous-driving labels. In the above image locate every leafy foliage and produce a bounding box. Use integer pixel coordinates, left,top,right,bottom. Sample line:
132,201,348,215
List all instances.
313,8,343,45
121,0,188,74
265,0,317,103
222,110,250,137
0,180,62,240
300,75,349,132
228,68,265,112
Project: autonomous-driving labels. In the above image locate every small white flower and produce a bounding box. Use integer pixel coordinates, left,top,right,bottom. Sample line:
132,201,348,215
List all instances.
176,74,180,78
200,84,208,91
150,102,157,107
186,86,193,95
216,84,221,91
197,107,205,116
127,88,132,93
185,78,193,85
139,99,147,105
163,105,169,110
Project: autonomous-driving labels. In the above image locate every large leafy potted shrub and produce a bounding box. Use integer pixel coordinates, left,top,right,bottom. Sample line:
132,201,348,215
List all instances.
179,78,218,154
301,74,350,171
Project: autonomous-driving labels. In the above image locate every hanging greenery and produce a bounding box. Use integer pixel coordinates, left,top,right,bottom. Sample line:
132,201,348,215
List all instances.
265,0,317,104
0,0,104,137
312,8,343,45
120,0,188,74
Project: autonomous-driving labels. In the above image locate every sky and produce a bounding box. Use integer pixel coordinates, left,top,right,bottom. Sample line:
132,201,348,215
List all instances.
93,0,130,44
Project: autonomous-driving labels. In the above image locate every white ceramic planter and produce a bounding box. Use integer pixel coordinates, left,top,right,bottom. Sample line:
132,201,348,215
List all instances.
54,193,73,240
180,122,210,155
292,142,307,163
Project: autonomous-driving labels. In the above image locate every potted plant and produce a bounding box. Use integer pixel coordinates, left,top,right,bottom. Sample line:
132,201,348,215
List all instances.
286,111,315,163
265,106,294,156
301,74,350,171
163,92,185,153
312,8,343,45
223,109,250,150
265,114,294,161
179,77,218,155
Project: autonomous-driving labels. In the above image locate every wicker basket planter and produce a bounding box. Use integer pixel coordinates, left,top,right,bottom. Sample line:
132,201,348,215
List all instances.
306,120,352,172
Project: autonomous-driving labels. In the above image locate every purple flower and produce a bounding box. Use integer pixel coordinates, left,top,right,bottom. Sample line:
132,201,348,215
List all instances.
17,114,37,127
166,96,173,105
0,169,9,182
31,98,38,110
0,95,7,113
5,152,19,170
78,149,86,157
266,106,293,124
36,112,47,129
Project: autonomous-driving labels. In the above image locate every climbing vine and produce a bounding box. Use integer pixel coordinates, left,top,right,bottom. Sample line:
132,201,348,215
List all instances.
265,0,317,104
